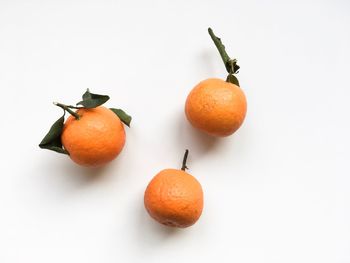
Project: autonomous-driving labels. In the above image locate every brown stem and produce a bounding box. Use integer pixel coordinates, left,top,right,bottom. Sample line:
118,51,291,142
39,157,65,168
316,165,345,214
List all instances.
181,149,189,171
53,102,80,120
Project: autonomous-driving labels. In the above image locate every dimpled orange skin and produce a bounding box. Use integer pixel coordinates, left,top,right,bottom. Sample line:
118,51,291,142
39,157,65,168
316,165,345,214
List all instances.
144,169,203,228
61,106,125,167
185,78,247,137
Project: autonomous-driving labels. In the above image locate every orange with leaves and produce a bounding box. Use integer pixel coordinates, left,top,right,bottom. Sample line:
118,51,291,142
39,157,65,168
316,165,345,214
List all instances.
144,150,204,228
39,89,131,167
185,28,247,137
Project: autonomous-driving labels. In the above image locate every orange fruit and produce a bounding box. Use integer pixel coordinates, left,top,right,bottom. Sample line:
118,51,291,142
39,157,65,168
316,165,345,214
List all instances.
144,151,203,228
185,78,247,137
144,169,203,228
61,106,125,167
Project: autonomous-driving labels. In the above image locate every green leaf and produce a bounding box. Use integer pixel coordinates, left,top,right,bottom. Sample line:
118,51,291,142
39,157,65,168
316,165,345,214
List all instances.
226,74,240,87
39,113,69,155
77,89,110,108
208,28,240,75
110,108,132,127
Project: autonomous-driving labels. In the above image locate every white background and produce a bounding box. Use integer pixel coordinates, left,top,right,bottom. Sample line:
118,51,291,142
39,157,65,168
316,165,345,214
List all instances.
0,0,349,262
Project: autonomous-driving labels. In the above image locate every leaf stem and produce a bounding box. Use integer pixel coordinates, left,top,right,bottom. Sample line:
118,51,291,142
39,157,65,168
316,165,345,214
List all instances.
181,149,189,171
66,105,82,109
208,27,240,85
53,102,80,120
208,28,231,69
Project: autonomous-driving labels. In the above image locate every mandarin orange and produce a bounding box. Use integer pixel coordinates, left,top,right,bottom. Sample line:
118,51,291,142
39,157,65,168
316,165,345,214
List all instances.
185,78,247,137
144,150,203,228
61,106,125,167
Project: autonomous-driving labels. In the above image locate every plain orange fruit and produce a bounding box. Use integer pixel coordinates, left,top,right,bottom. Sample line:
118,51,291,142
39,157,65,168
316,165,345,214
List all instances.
185,78,247,137
144,168,203,228
61,106,125,167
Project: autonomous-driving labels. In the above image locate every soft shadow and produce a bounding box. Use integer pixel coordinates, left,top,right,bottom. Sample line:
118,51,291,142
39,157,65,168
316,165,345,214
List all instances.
176,112,225,162
34,154,123,196
59,160,110,185
134,201,184,248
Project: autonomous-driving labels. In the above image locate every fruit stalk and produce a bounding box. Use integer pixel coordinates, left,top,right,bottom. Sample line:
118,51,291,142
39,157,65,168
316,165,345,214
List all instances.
208,27,240,86
53,102,80,120
181,149,189,171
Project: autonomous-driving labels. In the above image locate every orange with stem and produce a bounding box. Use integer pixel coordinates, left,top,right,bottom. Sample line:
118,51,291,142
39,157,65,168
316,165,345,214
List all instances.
39,89,131,167
185,28,247,137
144,150,204,228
